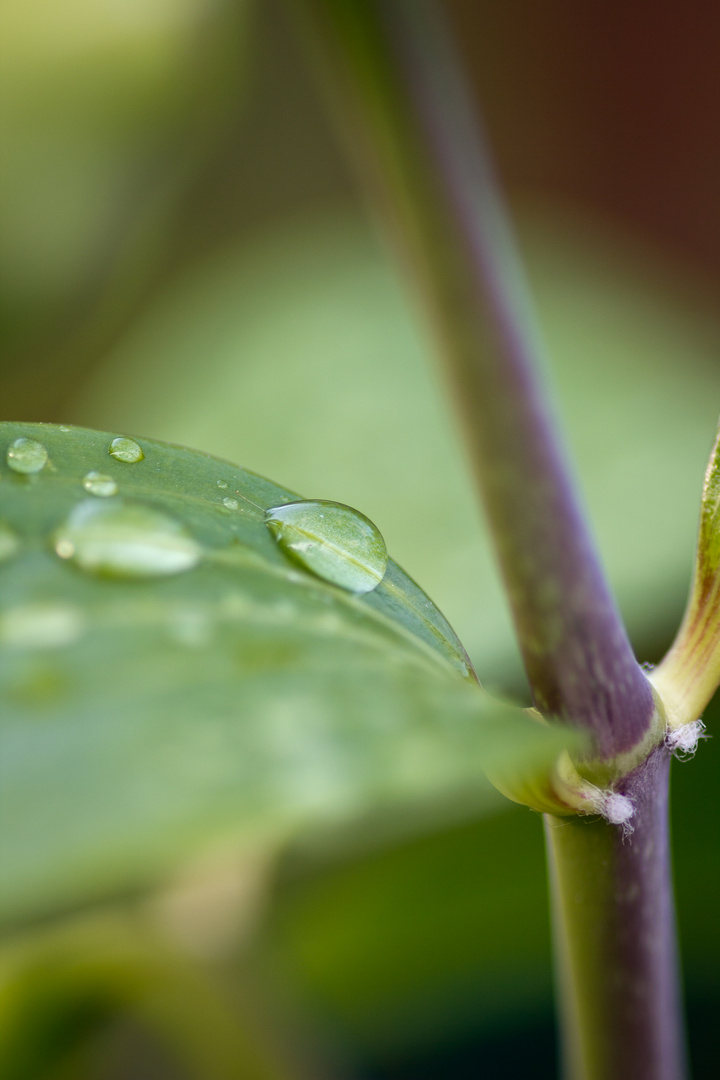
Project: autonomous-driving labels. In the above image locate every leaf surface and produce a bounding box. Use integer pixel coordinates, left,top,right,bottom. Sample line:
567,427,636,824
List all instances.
72,207,720,681
0,422,571,923
652,420,720,726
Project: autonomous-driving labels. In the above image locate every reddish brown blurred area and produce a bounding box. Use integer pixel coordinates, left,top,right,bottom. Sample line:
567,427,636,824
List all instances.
451,0,720,273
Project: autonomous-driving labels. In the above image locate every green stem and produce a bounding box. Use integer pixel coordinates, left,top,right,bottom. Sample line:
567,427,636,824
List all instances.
545,748,686,1080
286,1,687,1075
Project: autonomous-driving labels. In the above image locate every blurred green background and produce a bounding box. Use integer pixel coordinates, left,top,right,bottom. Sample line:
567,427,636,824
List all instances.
2,0,720,1076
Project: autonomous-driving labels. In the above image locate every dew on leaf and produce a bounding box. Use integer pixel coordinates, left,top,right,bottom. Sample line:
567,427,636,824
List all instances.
223,497,239,510
0,602,85,649
6,437,48,474
83,471,118,497
265,500,388,594
0,522,19,563
216,480,228,489
54,499,201,579
108,437,144,464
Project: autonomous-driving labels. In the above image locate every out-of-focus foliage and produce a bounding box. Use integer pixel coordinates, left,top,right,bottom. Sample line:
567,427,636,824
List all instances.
0,0,249,417
72,204,720,685
0,909,301,1080
2,1,720,1077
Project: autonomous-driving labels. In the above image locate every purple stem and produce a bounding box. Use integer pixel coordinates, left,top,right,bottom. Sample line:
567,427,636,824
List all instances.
545,747,687,1079
288,2,687,1073
290,0,654,758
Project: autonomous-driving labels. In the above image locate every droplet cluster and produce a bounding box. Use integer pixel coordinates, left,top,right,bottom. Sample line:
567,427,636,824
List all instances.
1,430,388,598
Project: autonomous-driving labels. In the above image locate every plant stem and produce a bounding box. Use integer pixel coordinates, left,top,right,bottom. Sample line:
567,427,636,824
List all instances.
287,0,654,759
288,1,688,1075
545,746,687,1080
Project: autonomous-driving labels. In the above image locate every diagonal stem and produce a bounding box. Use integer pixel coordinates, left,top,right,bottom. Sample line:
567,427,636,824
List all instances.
287,3,687,1076
287,0,654,759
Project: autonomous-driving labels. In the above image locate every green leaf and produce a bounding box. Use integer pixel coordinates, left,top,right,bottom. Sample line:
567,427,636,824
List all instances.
71,207,720,682
0,422,572,925
652,419,720,727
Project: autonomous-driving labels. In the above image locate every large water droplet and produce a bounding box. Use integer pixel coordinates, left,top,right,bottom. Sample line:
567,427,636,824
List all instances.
108,436,144,464
6,437,48,474
83,471,118,497
0,521,19,562
265,500,387,594
54,499,202,579
222,497,239,510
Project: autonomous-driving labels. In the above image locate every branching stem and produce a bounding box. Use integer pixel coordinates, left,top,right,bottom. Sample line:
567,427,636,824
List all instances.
287,1,688,1076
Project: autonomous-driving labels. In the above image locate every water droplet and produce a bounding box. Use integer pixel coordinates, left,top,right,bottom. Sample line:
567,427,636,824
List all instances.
216,480,228,489
0,521,19,562
6,437,48,474
59,425,71,433
223,497,239,510
83,471,118,497
54,499,201,579
0,603,84,649
108,436,144,464
265,500,387,594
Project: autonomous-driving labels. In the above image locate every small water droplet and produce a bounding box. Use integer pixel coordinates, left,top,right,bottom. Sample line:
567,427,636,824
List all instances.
216,479,228,489
59,425,71,433
0,521,20,562
6,437,48,474
265,500,387,594
54,499,202,579
223,497,239,510
83,471,118,497
108,436,144,463
0,602,85,649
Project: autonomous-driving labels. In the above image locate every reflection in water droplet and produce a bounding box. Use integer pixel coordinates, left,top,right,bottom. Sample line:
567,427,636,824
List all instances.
83,471,118,497
6,437,48,474
54,499,202,579
108,436,144,463
0,602,84,649
216,480,228,489
0,521,19,562
223,497,239,510
265,500,387,594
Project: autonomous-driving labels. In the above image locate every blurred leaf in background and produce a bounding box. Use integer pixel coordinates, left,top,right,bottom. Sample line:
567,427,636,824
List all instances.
2,0,720,1077
0,0,250,419
70,202,720,688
